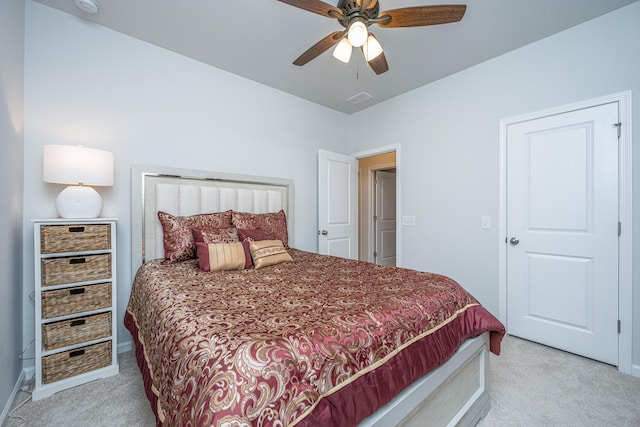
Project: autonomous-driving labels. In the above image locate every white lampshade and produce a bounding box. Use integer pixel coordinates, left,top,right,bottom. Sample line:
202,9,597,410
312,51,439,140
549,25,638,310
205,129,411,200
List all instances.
333,38,353,63
347,20,368,48
363,34,383,61
43,144,114,186
43,144,114,219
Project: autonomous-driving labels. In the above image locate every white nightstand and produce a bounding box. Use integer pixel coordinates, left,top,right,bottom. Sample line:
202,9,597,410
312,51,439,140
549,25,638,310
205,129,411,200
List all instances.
32,218,119,400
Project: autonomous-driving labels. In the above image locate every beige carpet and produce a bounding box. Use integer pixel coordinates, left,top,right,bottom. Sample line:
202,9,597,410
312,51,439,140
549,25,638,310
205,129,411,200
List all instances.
4,347,155,427
479,335,640,427
4,335,640,426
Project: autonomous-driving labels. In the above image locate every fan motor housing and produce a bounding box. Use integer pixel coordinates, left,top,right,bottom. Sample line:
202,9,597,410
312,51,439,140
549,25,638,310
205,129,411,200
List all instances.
337,0,379,26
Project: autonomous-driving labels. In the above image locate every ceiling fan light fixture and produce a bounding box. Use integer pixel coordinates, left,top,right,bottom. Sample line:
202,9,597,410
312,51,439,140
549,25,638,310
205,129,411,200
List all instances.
281,1,466,76
363,34,383,61
333,38,353,63
347,20,368,47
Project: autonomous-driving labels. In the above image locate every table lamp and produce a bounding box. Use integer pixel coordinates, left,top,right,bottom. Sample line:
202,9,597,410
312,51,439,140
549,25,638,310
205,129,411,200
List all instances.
42,144,114,218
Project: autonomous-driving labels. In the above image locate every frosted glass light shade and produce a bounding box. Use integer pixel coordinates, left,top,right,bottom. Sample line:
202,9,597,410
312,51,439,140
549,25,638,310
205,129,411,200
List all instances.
333,38,353,63
363,34,383,61
43,144,114,218
347,20,368,47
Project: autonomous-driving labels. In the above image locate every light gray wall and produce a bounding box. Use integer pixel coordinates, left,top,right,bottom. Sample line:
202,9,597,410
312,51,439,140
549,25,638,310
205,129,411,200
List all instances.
348,2,640,371
22,1,349,359
0,0,25,419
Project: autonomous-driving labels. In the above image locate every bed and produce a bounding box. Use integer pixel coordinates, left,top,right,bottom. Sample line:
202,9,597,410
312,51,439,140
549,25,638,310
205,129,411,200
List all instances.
125,165,505,426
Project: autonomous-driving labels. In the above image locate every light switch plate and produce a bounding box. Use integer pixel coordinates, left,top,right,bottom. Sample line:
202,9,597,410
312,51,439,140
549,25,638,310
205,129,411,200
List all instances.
481,216,491,230
402,216,416,226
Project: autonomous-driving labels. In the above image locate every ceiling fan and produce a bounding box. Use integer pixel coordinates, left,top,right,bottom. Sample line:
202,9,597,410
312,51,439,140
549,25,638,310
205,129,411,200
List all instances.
278,0,466,75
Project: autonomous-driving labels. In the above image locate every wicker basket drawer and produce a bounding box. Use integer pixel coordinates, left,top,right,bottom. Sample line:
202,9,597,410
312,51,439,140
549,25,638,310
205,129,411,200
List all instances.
43,312,112,351
42,254,111,287
43,341,112,384
41,224,111,254
42,282,111,318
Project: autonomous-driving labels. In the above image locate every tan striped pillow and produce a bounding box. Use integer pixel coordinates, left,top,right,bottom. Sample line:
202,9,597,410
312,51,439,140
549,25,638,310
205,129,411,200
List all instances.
207,242,246,271
249,240,292,269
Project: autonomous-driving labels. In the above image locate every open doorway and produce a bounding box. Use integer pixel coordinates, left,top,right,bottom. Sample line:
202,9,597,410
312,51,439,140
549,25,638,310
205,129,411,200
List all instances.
358,152,396,265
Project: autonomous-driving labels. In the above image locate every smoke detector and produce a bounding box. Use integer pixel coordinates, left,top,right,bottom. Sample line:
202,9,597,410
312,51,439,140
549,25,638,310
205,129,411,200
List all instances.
74,0,100,14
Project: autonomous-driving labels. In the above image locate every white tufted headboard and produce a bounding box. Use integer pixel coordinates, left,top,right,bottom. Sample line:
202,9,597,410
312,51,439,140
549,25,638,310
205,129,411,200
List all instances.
131,165,293,275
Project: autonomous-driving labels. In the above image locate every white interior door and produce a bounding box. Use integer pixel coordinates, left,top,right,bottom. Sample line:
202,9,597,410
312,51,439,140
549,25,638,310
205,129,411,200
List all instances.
506,102,619,365
374,170,396,266
318,149,357,259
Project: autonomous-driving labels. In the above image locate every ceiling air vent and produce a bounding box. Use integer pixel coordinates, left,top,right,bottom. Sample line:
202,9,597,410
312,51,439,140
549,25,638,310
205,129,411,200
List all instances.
346,92,372,105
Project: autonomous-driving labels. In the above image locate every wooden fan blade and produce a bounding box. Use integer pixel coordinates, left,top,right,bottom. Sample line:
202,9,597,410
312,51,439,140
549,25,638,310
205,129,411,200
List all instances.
367,51,389,75
278,0,343,18
293,31,344,66
378,5,466,28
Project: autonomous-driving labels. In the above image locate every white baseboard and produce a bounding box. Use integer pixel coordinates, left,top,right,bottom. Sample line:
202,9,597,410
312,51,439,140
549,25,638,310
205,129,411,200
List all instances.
23,366,34,380
632,363,640,378
117,340,133,354
0,369,26,426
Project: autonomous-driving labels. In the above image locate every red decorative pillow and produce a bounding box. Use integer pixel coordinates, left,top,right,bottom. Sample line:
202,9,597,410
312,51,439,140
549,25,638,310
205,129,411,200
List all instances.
193,227,252,271
232,210,289,247
195,241,252,271
237,228,268,242
239,241,253,269
158,211,233,262
192,227,239,244
198,242,247,272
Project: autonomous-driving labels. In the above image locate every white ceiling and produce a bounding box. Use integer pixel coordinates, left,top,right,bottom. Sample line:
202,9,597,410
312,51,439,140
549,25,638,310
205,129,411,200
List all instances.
33,0,639,114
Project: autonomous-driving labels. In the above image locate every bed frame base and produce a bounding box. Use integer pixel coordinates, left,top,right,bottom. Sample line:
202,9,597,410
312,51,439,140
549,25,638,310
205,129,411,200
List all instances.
360,332,490,427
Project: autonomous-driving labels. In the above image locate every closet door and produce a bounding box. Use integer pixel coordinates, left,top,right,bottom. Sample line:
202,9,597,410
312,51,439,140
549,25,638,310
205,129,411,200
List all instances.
506,102,619,365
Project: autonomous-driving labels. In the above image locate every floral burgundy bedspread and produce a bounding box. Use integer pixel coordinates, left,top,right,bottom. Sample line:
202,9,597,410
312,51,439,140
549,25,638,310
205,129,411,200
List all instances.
125,249,505,427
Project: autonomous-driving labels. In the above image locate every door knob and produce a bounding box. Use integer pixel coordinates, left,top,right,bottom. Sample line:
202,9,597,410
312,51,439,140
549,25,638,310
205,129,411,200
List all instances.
509,237,519,245
318,230,328,236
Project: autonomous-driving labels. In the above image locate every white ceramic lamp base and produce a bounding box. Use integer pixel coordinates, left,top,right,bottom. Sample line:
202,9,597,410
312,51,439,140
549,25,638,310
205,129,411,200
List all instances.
56,185,103,218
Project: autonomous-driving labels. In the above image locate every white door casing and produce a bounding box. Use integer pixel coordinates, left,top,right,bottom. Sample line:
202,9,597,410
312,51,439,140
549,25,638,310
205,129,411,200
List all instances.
375,170,397,266
318,149,358,259
505,102,619,365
